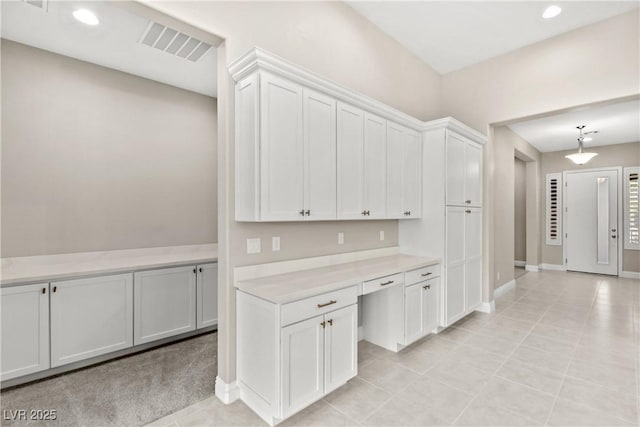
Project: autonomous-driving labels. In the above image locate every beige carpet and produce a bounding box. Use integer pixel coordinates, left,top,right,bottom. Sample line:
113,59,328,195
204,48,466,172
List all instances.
1,332,217,427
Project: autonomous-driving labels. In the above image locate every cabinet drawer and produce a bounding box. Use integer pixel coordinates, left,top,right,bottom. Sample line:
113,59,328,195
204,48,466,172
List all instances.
361,273,404,296
281,286,357,326
405,264,440,285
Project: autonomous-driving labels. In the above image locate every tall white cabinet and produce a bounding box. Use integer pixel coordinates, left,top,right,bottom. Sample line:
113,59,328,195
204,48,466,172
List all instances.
399,118,486,327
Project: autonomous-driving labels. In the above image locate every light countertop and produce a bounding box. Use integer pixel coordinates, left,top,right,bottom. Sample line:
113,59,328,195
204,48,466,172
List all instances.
235,254,439,304
1,244,218,286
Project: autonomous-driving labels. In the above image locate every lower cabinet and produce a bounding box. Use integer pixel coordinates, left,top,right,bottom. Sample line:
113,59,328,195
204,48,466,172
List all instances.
1,284,50,380
196,263,218,328
404,278,439,345
134,266,196,345
237,286,358,426
282,304,357,418
50,274,133,367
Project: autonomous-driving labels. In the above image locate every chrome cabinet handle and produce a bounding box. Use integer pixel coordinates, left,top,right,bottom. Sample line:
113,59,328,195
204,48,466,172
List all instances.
317,300,337,308
421,272,432,277
423,284,431,290
380,280,394,286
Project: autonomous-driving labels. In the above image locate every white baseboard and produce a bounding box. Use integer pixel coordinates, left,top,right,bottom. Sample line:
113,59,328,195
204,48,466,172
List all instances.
514,260,526,267
525,264,540,272
540,263,566,271
215,376,240,404
494,279,516,299
475,301,495,314
621,271,640,279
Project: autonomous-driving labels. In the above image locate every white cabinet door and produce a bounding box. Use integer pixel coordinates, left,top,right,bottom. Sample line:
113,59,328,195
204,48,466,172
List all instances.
404,282,425,345
445,207,467,325
363,113,387,219
403,131,422,218
1,284,49,380
423,278,439,334
445,132,467,206
134,266,196,345
197,263,218,329
465,208,483,310
386,122,405,218
51,274,133,367
337,102,364,219
260,73,304,220
324,304,357,393
304,89,336,220
281,315,324,419
465,142,483,207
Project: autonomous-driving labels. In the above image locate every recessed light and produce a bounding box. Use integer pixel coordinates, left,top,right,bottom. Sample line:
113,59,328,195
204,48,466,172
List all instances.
583,137,593,142
542,5,562,19
73,9,99,26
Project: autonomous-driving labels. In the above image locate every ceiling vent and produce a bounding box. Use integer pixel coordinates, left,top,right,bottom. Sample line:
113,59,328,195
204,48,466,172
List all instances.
22,0,48,11
140,21,211,62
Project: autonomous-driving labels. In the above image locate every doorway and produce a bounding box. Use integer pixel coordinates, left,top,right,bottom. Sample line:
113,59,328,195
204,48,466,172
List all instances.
564,168,621,275
514,157,527,279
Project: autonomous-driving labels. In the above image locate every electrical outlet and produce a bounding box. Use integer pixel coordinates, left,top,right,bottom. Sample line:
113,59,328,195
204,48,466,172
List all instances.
338,232,344,245
379,230,385,241
246,238,261,254
272,236,280,251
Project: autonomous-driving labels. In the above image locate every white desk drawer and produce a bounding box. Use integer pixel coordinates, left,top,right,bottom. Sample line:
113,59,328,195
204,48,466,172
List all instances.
281,286,358,326
361,273,404,296
405,264,440,285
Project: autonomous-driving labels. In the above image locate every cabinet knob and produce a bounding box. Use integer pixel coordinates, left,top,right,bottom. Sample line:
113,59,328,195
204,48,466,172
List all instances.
193,268,197,274
53,286,57,293
362,210,370,216
199,267,203,273
465,209,471,213
404,211,411,216
320,321,326,329
305,210,310,216
42,287,46,294
328,319,333,326
465,200,471,204
299,209,305,216
423,284,431,290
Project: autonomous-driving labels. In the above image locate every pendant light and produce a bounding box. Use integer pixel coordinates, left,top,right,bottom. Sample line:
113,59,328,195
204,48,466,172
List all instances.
565,125,598,165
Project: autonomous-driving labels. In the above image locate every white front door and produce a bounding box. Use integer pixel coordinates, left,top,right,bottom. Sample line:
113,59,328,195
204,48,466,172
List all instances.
565,169,619,275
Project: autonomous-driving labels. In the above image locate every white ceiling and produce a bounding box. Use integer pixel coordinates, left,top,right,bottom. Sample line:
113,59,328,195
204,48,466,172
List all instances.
508,99,640,152
346,1,640,74
1,0,218,97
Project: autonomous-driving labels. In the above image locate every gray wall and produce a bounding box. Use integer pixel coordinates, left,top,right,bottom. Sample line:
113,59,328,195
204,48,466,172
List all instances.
1,40,218,257
540,141,640,272
514,158,527,262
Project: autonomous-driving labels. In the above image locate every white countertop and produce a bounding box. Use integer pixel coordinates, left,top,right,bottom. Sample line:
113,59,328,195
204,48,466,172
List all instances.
1,244,218,286
235,254,439,304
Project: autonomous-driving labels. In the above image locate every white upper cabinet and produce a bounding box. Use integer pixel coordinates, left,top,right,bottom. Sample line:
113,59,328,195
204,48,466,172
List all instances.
363,113,387,218
304,89,337,220
387,122,422,218
232,50,423,222
260,73,305,221
337,102,365,219
446,131,482,207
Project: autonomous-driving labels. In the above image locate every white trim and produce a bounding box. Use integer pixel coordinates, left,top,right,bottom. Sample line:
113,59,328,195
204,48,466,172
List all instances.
621,271,640,279
234,246,399,282
514,260,526,267
563,167,623,276
419,116,486,144
215,376,240,404
525,264,540,272
493,279,516,299
475,301,495,314
540,263,566,271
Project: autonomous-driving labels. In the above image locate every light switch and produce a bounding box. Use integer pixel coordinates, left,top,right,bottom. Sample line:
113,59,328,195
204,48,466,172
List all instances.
246,238,261,254
272,236,280,251
338,232,344,245
379,230,385,241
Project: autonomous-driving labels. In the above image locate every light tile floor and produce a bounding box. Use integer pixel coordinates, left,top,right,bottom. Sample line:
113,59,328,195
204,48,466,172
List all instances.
147,271,639,427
